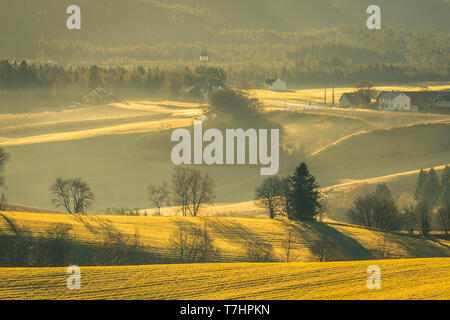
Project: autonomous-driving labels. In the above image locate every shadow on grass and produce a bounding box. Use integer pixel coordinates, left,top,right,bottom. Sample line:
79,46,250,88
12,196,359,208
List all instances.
284,220,374,260
0,213,25,237
386,232,450,258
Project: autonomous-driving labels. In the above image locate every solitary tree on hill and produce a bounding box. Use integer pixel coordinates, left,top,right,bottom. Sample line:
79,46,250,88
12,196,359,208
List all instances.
255,176,288,219
286,162,321,221
171,167,215,217
50,177,95,214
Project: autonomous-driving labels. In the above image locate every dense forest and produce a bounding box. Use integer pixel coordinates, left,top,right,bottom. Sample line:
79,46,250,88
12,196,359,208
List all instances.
1,0,449,58
1,23,449,88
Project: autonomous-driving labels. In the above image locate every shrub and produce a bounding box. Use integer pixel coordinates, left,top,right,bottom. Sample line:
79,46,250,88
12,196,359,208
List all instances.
171,224,217,263
310,239,342,262
40,223,73,266
348,192,401,230
245,239,275,262
100,228,145,265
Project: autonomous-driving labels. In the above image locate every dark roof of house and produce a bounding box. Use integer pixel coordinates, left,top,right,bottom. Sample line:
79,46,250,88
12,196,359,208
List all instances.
377,91,405,99
379,90,450,100
434,92,450,102
339,92,369,105
265,78,277,85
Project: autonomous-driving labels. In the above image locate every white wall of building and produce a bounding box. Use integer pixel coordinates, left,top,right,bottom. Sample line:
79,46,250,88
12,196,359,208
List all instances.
268,79,287,91
380,93,411,111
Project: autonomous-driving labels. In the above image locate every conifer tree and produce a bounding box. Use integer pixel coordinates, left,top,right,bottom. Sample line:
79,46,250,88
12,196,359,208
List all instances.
420,167,441,207
375,183,392,199
414,169,428,201
286,162,321,221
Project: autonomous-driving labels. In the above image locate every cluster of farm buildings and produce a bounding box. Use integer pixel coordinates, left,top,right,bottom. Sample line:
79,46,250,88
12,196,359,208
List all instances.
340,90,450,113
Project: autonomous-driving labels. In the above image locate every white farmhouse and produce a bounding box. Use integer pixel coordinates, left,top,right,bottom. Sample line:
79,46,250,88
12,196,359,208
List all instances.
265,78,287,92
377,92,411,111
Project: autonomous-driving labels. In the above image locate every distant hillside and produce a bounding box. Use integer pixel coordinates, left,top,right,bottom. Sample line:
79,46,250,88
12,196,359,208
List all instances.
1,0,449,62
307,122,450,186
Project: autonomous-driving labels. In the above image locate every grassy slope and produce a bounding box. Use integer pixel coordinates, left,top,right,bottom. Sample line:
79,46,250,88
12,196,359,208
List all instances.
0,258,449,299
250,84,450,105
1,212,449,263
2,93,450,210
306,122,450,186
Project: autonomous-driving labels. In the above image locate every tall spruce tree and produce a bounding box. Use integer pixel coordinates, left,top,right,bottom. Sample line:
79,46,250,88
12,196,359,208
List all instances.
415,169,428,201
375,183,392,199
286,162,321,221
420,167,441,207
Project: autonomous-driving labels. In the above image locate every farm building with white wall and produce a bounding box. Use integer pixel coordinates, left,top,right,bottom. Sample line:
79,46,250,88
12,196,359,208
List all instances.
378,92,411,111
265,78,287,91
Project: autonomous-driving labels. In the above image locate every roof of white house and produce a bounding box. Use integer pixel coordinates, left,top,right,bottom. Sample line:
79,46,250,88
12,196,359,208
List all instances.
265,78,285,85
378,91,407,99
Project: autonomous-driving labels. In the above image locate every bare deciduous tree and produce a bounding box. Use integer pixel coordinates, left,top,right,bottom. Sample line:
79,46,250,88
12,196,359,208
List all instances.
255,176,287,219
0,148,10,210
310,239,342,262
282,230,299,262
171,223,216,262
0,193,7,211
171,167,215,217
244,239,275,262
51,177,95,214
402,205,417,236
416,201,432,237
42,223,73,266
147,182,169,215
436,206,450,235
348,192,401,230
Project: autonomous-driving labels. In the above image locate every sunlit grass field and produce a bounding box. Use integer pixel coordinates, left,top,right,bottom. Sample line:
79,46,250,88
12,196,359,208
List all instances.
0,258,448,300
1,212,449,262
248,83,450,104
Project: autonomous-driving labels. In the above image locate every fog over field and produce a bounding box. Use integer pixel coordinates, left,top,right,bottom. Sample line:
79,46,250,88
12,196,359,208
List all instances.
2,91,450,213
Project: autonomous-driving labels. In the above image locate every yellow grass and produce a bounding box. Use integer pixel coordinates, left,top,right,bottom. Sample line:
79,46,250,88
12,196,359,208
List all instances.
248,84,450,103
0,118,193,146
1,212,449,263
0,258,448,299
0,100,206,146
